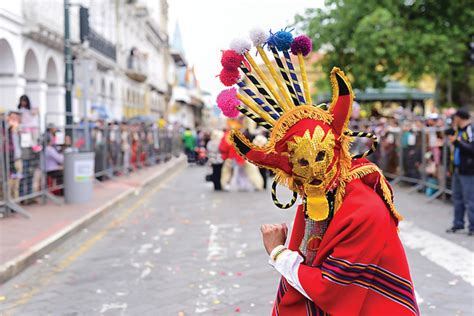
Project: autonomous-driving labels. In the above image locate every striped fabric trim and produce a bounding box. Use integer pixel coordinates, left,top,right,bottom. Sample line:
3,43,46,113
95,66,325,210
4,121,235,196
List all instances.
274,278,288,316
305,300,328,316
321,256,418,315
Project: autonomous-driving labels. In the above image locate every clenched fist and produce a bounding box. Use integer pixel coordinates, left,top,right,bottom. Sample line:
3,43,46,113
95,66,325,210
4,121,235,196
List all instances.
261,223,288,255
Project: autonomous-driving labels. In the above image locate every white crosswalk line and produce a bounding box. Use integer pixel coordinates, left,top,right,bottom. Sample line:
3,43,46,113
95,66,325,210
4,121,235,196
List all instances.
399,221,474,286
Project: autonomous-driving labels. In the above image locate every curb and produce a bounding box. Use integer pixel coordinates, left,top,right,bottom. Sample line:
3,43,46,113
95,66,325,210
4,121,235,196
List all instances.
0,156,187,285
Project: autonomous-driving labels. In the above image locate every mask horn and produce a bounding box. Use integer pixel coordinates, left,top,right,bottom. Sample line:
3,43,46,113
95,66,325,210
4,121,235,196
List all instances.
328,67,353,136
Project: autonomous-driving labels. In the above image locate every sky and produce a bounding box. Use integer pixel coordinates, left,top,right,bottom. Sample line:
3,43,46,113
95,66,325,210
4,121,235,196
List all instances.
168,0,324,98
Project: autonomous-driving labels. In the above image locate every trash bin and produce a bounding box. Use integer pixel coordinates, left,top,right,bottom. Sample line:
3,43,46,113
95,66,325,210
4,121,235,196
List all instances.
64,151,95,204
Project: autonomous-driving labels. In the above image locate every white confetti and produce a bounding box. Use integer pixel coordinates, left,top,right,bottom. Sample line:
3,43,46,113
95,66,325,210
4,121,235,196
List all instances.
141,267,151,278
138,243,153,254
159,228,175,236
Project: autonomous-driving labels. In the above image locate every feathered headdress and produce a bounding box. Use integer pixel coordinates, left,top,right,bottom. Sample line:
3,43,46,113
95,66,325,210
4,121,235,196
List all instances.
216,28,399,222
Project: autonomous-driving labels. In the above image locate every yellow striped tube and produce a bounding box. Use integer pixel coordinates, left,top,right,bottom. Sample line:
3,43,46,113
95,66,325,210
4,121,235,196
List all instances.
298,53,312,105
237,105,273,130
243,52,288,114
256,46,293,111
237,93,276,126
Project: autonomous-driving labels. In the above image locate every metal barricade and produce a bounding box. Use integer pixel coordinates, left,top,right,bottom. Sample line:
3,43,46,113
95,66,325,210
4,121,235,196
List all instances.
378,126,451,202
1,111,184,219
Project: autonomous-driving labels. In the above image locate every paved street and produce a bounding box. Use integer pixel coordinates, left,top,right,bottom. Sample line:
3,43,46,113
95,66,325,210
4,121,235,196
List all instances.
0,165,473,315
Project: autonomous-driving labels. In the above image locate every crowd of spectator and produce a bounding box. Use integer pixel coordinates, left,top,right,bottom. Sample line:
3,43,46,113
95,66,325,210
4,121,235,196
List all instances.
1,95,181,207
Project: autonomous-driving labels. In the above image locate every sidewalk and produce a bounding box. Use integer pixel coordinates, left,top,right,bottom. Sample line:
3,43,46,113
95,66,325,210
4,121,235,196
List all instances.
0,155,187,284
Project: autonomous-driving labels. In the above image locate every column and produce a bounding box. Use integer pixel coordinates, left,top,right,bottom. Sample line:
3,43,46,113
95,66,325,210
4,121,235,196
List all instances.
0,76,26,112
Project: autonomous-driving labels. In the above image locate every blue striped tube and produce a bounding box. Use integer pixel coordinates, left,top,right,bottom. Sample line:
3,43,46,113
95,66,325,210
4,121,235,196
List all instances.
237,81,279,120
283,50,306,105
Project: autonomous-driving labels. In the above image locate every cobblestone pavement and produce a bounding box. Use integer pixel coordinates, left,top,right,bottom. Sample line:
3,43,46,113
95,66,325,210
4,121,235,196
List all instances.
0,166,472,315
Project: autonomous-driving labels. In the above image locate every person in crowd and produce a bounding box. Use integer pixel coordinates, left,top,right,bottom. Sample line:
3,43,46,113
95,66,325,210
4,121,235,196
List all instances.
17,95,40,203
44,132,64,195
120,121,131,174
446,109,474,236
182,127,196,163
253,134,269,189
92,120,106,180
206,130,224,191
17,95,39,141
219,129,263,191
7,111,22,200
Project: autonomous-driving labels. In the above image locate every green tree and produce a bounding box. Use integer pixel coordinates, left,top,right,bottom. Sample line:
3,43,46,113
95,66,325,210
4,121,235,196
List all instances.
295,0,474,107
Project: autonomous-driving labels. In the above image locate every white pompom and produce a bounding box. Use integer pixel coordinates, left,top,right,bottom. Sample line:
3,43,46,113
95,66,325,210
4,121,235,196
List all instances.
249,27,268,46
229,38,251,55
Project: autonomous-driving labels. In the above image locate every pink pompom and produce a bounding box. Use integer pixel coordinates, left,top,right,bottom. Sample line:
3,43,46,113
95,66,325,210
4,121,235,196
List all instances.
216,88,240,118
291,35,312,56
221,50,244,70
219,68,240,86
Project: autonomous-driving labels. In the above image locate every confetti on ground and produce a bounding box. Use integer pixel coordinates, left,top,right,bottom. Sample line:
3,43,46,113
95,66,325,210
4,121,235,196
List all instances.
0,296,6,301
449,279,459,285
233,284,240,288
236,272,243,276
141,267,151,278
213,299,220,305
178,312,185,316
425,273,432,277
235,307,241,312
138,243,153,254
145,261,154,268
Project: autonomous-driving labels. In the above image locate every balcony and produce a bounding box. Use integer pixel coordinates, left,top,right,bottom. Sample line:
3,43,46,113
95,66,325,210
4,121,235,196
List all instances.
125,50,148,83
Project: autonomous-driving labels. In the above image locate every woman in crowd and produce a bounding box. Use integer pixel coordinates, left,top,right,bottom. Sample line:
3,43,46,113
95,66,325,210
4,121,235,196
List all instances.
206,130,224,191
44,132,64,195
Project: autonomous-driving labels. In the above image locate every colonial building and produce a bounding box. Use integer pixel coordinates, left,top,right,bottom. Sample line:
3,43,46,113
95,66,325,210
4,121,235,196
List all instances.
0,0,173,128
167,23,206,129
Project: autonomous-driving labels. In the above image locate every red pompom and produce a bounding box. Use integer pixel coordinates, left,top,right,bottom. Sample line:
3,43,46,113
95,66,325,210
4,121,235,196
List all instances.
219,68,240,86
221,50,244,70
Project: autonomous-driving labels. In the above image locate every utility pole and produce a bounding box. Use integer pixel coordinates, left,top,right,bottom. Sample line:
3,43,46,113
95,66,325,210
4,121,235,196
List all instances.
64,0,73,137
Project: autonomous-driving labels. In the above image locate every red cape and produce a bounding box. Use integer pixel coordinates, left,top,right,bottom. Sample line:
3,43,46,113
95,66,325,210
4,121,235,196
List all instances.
273,162,419,316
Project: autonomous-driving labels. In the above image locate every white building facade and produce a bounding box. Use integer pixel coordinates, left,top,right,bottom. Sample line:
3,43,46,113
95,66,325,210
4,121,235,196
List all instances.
0,0,173,128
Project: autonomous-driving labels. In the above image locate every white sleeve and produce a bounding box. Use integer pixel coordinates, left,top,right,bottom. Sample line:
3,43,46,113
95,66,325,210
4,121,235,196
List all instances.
268,246,311,301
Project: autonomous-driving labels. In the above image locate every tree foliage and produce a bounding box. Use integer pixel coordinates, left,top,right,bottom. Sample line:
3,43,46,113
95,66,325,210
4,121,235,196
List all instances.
295,0,474,105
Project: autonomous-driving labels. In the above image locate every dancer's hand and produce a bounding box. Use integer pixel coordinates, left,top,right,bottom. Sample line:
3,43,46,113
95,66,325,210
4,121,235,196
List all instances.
261,223,288,255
